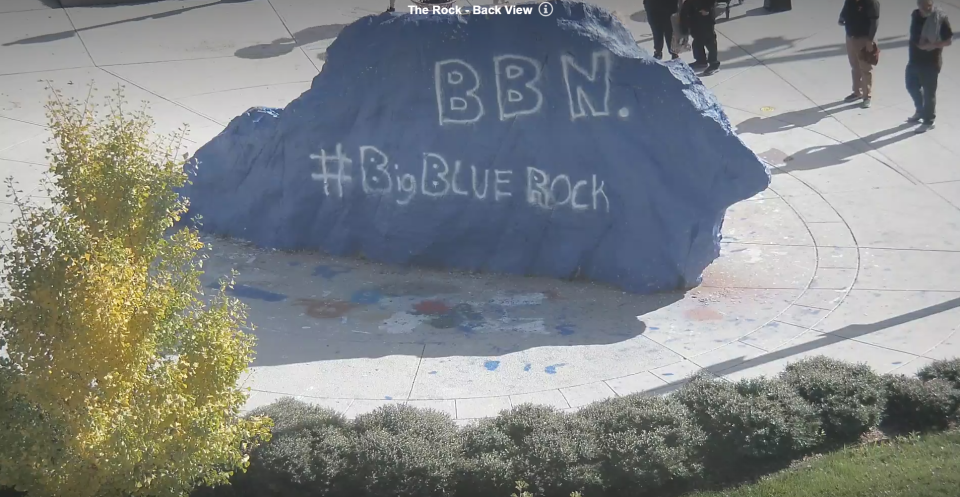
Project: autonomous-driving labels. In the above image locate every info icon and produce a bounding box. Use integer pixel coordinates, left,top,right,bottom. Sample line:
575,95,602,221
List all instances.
538,1,553,16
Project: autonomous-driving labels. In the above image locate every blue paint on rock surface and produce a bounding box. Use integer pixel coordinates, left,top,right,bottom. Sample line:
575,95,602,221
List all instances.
181,0,769,294
484,360,501,371
649,326,660,330
523,363,532,372
350,289,382,304
227,284,288,302
428,370,438,375
556,324,576,336
544,363,567,374
312,264,352,279
385,395,393,400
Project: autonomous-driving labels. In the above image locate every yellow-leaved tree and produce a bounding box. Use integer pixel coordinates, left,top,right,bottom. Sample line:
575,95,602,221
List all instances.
0,87,271,497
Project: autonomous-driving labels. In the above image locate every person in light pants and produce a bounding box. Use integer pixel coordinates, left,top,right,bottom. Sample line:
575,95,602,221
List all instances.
838,0,880,108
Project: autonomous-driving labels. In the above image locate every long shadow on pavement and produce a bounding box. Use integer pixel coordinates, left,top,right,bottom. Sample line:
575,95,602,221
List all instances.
644,296,960,395
234,24,348,59
2,0,253,46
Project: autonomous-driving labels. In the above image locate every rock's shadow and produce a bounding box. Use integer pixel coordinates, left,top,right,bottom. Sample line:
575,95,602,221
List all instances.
234,24,347,59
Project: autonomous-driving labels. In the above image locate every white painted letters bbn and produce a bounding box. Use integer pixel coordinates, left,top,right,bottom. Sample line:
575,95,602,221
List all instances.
437,49,613,123
309,50,615,213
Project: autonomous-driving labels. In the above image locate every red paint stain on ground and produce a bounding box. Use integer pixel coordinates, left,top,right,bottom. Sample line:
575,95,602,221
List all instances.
413,299,451,315
295,298,357,319
685,307,725,321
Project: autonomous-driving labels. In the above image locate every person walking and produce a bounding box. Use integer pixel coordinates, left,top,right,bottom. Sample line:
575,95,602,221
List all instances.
839,0,880,108
906,0,953,133
682,0,720,75
645,0,681,60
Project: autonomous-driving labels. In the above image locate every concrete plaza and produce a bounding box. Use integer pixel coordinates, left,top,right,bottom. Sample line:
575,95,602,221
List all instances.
1,0,959,423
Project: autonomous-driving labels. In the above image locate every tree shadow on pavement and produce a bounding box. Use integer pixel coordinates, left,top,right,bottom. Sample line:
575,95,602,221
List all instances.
2,0,253,46
234,24,347,59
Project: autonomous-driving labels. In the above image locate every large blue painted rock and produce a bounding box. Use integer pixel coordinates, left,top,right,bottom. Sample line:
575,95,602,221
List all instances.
182,0,769,294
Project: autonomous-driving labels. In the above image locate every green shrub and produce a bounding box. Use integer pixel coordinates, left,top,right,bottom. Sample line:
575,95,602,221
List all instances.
577,394,705,496
780,356,886,444
456,404,601,497
917,358,960,388
351,404,462,497
676,375,823,478
225,398,355,497
883,375,960,433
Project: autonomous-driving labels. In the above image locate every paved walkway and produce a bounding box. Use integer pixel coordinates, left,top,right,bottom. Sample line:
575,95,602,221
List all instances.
2,0,959,423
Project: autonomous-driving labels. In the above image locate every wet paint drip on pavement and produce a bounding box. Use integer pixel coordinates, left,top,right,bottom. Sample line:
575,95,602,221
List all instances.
351,289,383,305
483,360,500,371
221,284,288,302
556,324,576,336
429,303,485,329
295,298,357,319
413,299,451,315
544,363,567,374
312,264,352,279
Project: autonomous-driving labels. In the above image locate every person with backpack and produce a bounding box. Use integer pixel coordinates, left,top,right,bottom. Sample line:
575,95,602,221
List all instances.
906,0,953,133
839,0,880,108
645,0,681,60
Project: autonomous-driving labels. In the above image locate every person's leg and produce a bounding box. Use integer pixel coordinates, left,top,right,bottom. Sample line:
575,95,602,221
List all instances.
691,29,707,66
905,64,924,122
918,65,939,125
663,13,678,58
844,36,862,100
858,39,874,105
705,26,719,68
649,14,665,58
387,0,395,12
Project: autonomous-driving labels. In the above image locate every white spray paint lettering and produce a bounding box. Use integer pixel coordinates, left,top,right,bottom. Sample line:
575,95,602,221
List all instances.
309,145,609,212
434,50,618,123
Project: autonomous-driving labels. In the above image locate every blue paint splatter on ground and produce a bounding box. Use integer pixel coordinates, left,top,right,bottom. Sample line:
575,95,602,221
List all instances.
428,371,438,375
287,261,301,267
892,361,902,365
556,324,576,336
544,363,567,374
484,360,501,371
649,326,660,331
227,285,287,302
350,289,382,304
312,264,352,279
384,396,393,400
523,364,532,372
662,372,674,376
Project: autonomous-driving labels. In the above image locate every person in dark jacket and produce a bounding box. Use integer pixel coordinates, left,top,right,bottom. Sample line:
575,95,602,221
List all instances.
906,0,953,133
645,0,681,60
839,0,880,108
681,0,720,74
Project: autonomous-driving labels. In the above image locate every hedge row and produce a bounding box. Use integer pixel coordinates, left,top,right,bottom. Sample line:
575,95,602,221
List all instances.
195,356,959,497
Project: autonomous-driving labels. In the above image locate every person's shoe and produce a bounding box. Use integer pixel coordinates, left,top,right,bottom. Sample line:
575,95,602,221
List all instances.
386,6,395,11
690,60,709,69
653,51,663,60
843,92,862,102
702,64,720,76
861,97,872,108
916,121,935,133
671,52,680,60
907,112,923,123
